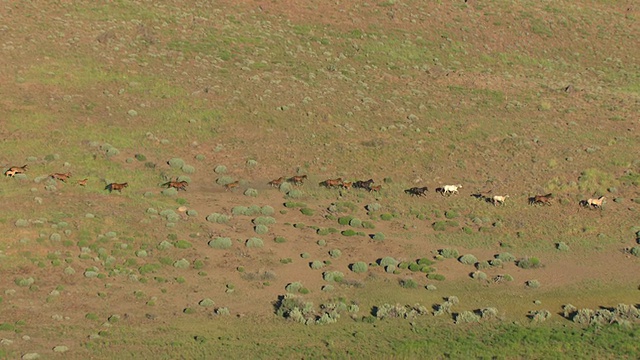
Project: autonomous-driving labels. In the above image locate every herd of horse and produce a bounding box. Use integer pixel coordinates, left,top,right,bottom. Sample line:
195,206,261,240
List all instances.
3,164,607,209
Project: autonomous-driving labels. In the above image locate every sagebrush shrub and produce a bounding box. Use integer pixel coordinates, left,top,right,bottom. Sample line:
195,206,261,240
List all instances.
245,238,264,248
208,237,232,249
350,262,368,273
439,248,459,259
458,254,478,265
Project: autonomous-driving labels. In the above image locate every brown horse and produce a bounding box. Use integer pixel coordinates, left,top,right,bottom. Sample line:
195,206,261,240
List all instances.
287,175,307,185
4,164,27,177
353,179,374,190
50,172,72,182
164,179,188,191
341,181,352,190
320,178,343,188
268,177,285,187
224,181,240,191
77,178,88,186
368,184,382,192
105,182,128,193
530,193,553,206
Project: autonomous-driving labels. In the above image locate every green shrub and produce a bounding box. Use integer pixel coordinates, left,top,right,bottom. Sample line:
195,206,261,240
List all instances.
458,254,478,265
310,261,325,270
216,176,234,185
246,159,258,168
526,279,541,288
244,188,258,197
445,210,459,219
317,239,326,246
261,206,275,216
417,258,434,266
379,257,398,267
15,219,29,227
439,248,459,259
253,216,276,225
174,240,192,249
285,281,304,293
496,252,516,262
362,221,376,229
380,213,393,221
206,213,230,223
173,259,190,269
400,278,418,289
245,238,264,248
254,224,269,234
300,208,315,216
432,221,447,231
350,262,368,273
274,236,286,244
341,229,357,236
329,249,342,258
427,273,446,281
631,247,640,257
366,203,382,212
349,218,362,227
338,216,353,225
168,158,185,169
181,164,195,174
208,237,232,249
372,232,385,241
516,257,541,269
286,189,303,199
556,242,570,251
214,165,227,174
323,271,344,282
284,202,306,208
408,263,421,272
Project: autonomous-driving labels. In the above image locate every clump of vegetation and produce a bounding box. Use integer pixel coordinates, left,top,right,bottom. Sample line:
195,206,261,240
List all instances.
329,249,342,258
455,311,481,324
206,213,230,223
350,262,368,273
214,165,227,174
253,216,276,225
300,208,315,216
516,257,541,269
526,280,541,288
254,224,269,234
245,238,264,248
216,176,235,185
208,237,232,249
434,296,459,316
556,242,570,251
439,248,459,259
458,254,478,265
322,271,344,283
366,203,382,212
380,213,394,221
372,232,385,241
167,158,185,169
495,252,516,262
244,188,258,197
274,236,286,244
528,310,552,323
274,294,345,325
310,261,325,270
374,303,428,320
400,278,419,289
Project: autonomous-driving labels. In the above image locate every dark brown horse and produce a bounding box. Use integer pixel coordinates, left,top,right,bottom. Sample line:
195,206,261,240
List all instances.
405,187,428,197
530,193,553,206
105,182,128,193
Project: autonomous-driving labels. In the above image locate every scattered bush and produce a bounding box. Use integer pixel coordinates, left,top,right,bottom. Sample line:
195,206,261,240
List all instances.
400,278,418,289
372,232,385,241
274,236,286,244
458,254,478,265
349,218,362,227
380,213,394,221
261,206,275,216
338,216,353,225
529,310,552,323
300,208,315,216
445,210,459,219
526,280,541,288
329,249,342,258
310,261,325,270
206,213,230,224
495,252,516,262
244,188,258,197
208,237,232,249
167,158,185,169
350,262,368,273
254,224,269,234
322,271,344,283
427,274,446,281
556,242,570,251
516,257,541,269
214,165,227,174
341,229,357,236
439,248,459,259
245,238,264,248
455,311,481,324
379,257,398,267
